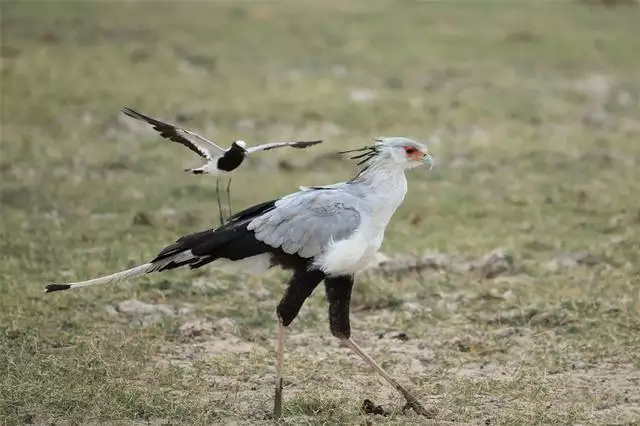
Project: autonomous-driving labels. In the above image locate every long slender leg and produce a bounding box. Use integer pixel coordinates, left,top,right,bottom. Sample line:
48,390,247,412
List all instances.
324,276,433,418
274,319,285,419
342,338,432,416
226,178,233,219
215,179,224,226
273,268,325,419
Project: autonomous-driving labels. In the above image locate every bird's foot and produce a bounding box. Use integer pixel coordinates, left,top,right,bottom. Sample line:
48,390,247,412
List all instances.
273,378,283,419
401,397,437,418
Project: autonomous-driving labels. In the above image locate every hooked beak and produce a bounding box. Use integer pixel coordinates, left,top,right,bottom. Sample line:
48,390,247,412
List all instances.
423,153,434,170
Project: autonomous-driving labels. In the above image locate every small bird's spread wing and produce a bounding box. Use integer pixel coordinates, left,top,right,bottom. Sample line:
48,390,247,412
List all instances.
245,140,323,155
122,107,224,160
248,189,361,258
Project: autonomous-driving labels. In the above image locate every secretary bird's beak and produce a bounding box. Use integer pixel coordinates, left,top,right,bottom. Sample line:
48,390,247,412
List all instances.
423,153,434,170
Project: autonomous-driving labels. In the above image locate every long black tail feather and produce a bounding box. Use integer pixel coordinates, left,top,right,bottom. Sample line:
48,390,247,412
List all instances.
44,200,279,293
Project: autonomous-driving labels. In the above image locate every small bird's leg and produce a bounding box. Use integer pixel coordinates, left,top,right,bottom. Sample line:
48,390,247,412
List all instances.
215,180,224,226
226,178,233,219
324,276,433,418
274,318,285,419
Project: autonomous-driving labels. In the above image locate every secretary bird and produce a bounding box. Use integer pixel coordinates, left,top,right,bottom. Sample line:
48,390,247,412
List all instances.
44,137,435,418
122,107,322,224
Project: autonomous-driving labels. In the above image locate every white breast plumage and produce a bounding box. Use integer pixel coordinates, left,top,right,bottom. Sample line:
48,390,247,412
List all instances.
315,169,407,276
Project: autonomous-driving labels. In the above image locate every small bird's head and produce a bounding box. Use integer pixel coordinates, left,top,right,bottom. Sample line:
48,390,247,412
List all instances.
231,140,248,152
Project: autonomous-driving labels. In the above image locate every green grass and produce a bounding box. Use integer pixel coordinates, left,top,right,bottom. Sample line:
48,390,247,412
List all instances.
2,0,640,424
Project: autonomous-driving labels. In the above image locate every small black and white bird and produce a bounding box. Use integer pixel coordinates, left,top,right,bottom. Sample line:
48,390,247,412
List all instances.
44,137,435,419
122,107,323,223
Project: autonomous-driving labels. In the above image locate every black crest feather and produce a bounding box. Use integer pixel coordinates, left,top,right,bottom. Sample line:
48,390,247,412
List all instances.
338,145,378,166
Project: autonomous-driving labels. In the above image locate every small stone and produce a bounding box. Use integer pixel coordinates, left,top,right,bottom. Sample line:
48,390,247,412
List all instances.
403,302,423,313
192,278,222,290
502,290,517,301
420,252,454,270
547,252,600,269
115,299,175,326
117,299,174,316
350,88,378,103
213,317,236,333
177,304,194,315
494,327,517,339
606,215,629,234
179,320,214,338
608,236,626,246
471,249,517,279
105,305,118,316
574,74,612,101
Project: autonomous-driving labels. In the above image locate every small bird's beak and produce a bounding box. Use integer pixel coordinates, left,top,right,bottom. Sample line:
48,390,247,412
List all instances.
423,153,434,170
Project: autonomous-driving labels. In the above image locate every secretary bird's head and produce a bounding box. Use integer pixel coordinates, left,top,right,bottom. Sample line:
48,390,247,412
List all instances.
339,137,434,170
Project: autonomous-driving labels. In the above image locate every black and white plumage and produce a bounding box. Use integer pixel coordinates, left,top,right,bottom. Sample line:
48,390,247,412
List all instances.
44,137,435,418
122,107,323,223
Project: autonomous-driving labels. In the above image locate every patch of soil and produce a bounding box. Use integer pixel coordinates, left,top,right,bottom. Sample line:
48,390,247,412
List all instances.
106,299,192,326
366,248,521,279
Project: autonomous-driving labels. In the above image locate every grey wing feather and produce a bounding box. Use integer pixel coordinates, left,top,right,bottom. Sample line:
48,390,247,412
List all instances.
263,219,288,247
245,140,322,154
248,190,361,258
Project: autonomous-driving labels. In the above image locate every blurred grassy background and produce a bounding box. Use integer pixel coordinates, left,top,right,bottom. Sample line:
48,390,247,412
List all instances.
1,1,640,424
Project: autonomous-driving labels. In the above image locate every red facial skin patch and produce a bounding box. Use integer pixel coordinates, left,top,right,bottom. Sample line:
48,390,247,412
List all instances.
403,146,423,160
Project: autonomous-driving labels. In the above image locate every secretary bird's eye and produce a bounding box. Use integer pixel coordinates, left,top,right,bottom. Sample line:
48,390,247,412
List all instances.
403,146,417,155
